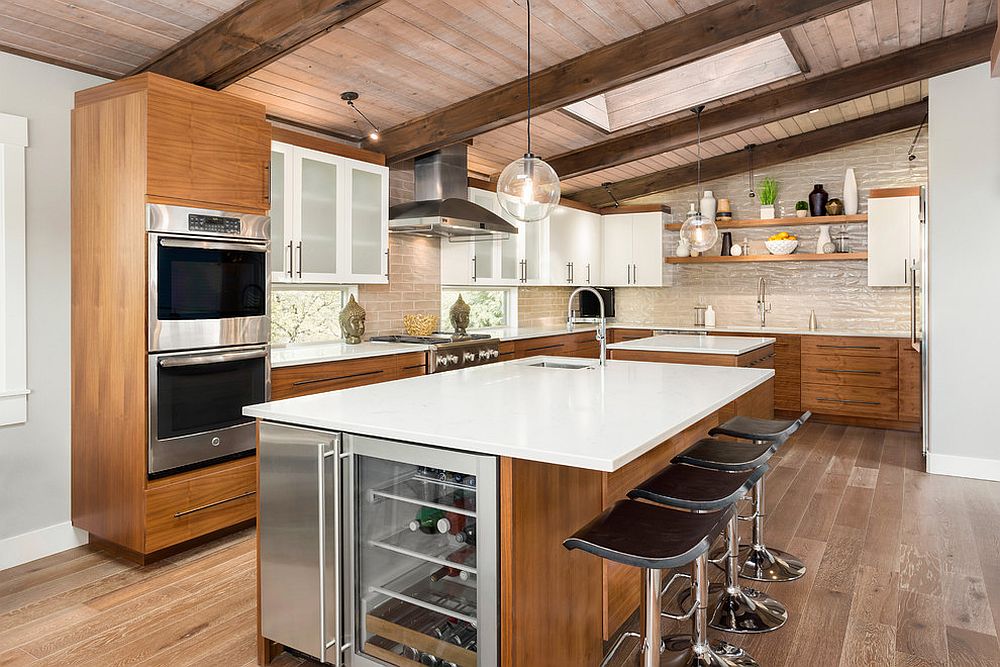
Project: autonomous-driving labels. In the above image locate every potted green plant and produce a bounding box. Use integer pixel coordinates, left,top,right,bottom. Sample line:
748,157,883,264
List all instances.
759,177,778,219
795,200,809,218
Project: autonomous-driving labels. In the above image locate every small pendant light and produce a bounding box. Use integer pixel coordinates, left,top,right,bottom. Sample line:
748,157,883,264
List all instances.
679,105,718,252
497,0,560,222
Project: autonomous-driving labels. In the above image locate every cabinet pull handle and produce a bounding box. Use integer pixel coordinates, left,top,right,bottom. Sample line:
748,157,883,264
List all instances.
286,242,293,278
525,343,563,353
816,344,881,350
385,249,390,279
626,264,631,284
263,163,270,204
296,242,303,278
292,369,384,386
566,262,572,283
816,397,881,406
818,368,880,375
472,256,477,282
174,491,256,518
748,353,775,367
586,263,591,284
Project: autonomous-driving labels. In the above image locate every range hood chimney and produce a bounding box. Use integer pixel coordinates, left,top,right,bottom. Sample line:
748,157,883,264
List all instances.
388,144,518,239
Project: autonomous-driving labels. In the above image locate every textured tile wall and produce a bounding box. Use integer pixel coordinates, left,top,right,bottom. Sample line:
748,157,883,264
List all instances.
518,286,576,326
616,128,927,332
357,159,443,337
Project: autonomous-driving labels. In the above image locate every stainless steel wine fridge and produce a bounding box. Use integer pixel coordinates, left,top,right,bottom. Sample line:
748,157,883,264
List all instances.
259,423,499,667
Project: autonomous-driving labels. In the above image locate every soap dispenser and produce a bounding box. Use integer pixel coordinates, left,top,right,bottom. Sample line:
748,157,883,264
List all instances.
705,305,717,328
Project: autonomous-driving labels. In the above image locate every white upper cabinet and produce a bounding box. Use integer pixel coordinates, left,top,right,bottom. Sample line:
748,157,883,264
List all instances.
867,189,922,287
271,141,388,285
549,204,602,285
602,211,666,286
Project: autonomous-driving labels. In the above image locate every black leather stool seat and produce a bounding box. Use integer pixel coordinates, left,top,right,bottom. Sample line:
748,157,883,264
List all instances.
629,463,767,512
673,438,774,472
564,499,732,570
709,411,812,442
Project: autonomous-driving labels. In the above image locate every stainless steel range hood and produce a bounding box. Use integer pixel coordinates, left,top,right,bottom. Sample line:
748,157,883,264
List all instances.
389,144,517,239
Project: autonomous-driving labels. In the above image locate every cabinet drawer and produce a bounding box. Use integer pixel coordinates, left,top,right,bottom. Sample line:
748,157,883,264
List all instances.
802,383,899,420
145,458,256,552
498,341,516,363
801,336,898,358
801,354,898,388
272,356,394,399
394,352,428,379
609,328,652,344
515,336,569,358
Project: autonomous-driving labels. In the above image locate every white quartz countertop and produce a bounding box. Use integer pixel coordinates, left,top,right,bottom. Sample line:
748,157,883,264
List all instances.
641,324,910,338
271,341,430,368
246,357,774,472
608,334,775,355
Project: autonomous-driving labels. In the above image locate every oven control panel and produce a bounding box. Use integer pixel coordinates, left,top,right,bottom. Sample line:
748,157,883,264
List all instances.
187,214,242,235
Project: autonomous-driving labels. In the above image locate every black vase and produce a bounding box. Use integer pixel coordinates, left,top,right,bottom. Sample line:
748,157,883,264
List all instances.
809,184,829,217
720,232,733,256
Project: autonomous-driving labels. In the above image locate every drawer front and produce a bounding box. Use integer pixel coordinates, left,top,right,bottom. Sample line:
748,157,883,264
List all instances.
272,356,394,399
514,336,569,358
802,383,899,420
394,352,428,379
801,353,899,388
738,345,775,369
774,335,801,412
609,328,652,344
499,341,516,363
801,336,898,358
145,458,257,552
897,339,921,422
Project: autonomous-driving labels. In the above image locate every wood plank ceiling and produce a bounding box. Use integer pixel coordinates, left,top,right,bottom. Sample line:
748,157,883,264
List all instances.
0,0,995,201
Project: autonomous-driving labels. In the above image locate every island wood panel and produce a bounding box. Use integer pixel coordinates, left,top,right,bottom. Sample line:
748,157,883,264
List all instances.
70,90,149,554
897,340,922,422
801,353,899,388
609,343,774,368
710,332,801,412
144,457,257,552
270,352,427,399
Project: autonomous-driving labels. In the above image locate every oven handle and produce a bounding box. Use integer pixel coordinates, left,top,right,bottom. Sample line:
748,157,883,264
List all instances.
159,349,268,368
158,237,268,253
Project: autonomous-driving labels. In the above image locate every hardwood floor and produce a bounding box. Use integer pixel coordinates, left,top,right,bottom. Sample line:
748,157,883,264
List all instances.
1,423,998,666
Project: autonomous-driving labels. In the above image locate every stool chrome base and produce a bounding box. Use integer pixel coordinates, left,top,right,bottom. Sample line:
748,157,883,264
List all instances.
708,583,788,633
661,636,760,667
740,544,806,582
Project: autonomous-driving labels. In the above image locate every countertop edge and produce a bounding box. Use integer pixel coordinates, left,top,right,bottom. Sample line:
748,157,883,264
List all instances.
606,336,775,355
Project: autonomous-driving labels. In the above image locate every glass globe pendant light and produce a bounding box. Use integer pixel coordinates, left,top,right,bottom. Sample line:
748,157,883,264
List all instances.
679,105,718,252
497,0,560,222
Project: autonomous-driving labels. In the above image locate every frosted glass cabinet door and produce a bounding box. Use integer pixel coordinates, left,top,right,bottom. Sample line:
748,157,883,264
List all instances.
347,162,389,283
269,145,294,282
296,152,339,281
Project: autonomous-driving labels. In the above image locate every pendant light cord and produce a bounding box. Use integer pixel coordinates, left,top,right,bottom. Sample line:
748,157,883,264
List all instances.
526,0,532,156
693,105,703,213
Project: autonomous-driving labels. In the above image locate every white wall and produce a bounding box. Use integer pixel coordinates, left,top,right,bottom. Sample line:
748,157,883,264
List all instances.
0,53,107,569
927,63,1000,480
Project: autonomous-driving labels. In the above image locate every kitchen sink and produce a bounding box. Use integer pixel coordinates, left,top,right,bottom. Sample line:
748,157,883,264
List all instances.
527,361,595,370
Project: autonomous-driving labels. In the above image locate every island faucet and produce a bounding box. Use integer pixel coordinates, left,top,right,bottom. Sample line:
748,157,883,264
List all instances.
756,276,772,327
567,286,607,366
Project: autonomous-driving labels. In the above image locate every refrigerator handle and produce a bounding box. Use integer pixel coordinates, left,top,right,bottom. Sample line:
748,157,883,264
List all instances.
320,437,342,663
910,261,919,350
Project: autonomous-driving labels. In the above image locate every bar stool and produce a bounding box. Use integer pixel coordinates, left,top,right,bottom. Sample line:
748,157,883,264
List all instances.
706,412,812,582
629,463,787,634
564,499,758,667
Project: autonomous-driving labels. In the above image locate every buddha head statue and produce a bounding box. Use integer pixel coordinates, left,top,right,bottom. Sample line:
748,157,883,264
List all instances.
449,294,471,336
339,295,367,345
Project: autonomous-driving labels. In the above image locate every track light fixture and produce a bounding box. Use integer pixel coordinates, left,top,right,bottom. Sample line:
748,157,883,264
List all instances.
341,91,380,142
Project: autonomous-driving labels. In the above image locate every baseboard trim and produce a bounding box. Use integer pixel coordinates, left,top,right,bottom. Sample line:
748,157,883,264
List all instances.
926,452,1000,482
0,521,89,572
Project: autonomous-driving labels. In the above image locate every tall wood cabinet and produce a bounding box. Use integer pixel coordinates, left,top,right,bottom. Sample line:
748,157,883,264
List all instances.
71,73,270,560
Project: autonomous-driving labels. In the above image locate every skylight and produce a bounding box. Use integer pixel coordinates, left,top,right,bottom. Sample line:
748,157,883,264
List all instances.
562,34,803,133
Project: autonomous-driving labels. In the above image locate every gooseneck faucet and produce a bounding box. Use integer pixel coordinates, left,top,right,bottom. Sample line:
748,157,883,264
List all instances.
567,287,607,366
756,276,772,327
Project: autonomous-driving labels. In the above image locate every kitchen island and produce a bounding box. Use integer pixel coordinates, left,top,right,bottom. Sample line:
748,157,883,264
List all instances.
247,357,774,666
608,333,776,368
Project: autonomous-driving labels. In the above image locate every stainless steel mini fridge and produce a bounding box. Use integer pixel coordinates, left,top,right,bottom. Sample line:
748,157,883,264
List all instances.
259,423,499,667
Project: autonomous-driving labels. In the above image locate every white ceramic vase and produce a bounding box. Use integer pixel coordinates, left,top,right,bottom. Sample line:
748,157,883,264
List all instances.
817,224,833,254
700,190,717,223
843,168,858,215
760,205,775,220
676,238,691,257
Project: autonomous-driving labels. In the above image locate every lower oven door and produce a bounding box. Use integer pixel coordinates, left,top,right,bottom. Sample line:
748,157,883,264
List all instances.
149,344,270,478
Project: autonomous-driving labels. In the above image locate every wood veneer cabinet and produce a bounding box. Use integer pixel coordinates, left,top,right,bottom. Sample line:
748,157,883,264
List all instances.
71,74,271,560
270,352,426,400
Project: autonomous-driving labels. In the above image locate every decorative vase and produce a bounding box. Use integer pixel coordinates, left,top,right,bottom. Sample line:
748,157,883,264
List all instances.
816,224,833,254
759,205,775,220
825,198,845,216
449,294,471,336
700,190,717,224
796,209,809,218
843,168,858,215
720,232,733,256
716,198,732,222
809,184,829,217
339,294,367,344
676,238,691,257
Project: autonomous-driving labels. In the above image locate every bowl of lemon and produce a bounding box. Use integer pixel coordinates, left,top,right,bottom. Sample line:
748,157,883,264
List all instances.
764,231,798,255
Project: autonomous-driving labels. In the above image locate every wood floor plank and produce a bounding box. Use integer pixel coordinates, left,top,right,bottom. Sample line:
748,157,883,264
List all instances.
899,542,943,597
945,625,1000,666
839,566,899,667
942,571,997,637
847,466,879,488
896,589,948,665
0,648,36,667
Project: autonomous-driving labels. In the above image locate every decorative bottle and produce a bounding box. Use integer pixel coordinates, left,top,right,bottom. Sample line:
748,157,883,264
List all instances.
809,184,829,217
700,190,717,224
720,232,733,256
705,305,717,328
843,168,859,215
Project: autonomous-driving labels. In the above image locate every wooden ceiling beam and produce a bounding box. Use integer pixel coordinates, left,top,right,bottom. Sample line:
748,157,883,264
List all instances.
550,25,995,179
568,101,928,207
132,0,388,89
372,0,871,161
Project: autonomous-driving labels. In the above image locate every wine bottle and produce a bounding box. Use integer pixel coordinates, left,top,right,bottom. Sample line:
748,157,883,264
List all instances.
455,522,476,546
409,507,444,534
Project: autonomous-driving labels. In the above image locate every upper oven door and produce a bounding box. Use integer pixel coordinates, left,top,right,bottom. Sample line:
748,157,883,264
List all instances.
149,234,271,351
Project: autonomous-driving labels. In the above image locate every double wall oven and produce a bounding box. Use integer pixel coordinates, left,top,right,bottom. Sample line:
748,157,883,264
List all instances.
147,204,271,478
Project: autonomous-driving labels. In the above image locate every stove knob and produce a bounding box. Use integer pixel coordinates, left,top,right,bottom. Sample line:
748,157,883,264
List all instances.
436,355,449,367
464,352,476,363
479,349,490,360
448,354,460,364
490,349,500,358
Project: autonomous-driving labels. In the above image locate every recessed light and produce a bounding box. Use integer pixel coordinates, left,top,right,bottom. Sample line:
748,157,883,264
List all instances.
809,109,820,114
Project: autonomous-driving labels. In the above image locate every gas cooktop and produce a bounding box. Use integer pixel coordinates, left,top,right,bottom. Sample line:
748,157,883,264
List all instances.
370,333,494,345
369,333,500,372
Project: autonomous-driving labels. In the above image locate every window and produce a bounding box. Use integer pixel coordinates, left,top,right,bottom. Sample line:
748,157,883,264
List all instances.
270,286,357,345
0,112,28,426
440,288,516,332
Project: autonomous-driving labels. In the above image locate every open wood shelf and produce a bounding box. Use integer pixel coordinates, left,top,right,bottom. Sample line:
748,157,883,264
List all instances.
664,214,867,231
665,252,868,264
